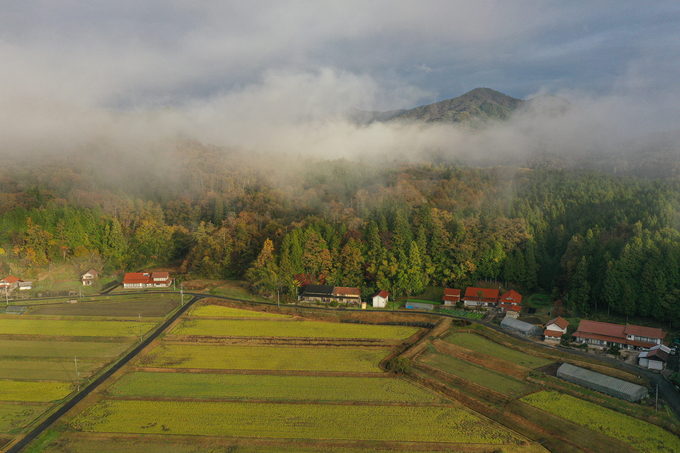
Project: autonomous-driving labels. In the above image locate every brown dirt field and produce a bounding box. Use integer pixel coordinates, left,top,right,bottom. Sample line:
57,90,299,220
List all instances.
45,431,537,453
132,366,386,378
27,299,179,318
162,335,399,347
431,339,529,380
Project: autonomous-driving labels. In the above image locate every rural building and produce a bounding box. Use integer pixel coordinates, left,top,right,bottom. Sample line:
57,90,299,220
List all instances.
498,289,522,312
300,285,362,304
332,286,362,304
556,363,648,402
405,302,434,311
500,317,542,337
5,305,27,314
0,275,21,292
572,320,665,350
462,287,499,308
372,290,389,308
17,281,32,290
638,344,670,370
442,288,461,306
544,316,569,342
81,269,98,286
122,272,173,289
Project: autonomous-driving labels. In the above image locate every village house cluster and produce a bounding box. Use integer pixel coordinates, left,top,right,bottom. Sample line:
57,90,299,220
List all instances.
0,275,32,294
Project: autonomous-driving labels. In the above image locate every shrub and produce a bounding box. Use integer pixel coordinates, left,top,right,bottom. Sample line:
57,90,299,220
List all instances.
387,357,412,374
329,300,339,308
607,345,621,356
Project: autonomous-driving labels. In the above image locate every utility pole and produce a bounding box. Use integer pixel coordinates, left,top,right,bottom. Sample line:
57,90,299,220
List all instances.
138,314,143,343
180,282,184,307
74,356,80,392
277,289,280,308
655,383,659,413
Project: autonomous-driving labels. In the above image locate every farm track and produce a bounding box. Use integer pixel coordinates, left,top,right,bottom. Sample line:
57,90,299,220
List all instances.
3,295,202,453
132,367,387,377
162,335,399,347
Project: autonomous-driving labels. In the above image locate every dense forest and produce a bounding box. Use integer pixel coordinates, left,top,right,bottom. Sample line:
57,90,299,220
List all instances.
1,139,680,324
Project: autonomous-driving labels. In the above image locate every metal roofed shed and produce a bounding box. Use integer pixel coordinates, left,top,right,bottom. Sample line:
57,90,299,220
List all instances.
5,306,27,314
556,363,648,402
500,317,542,337
405,302,434,311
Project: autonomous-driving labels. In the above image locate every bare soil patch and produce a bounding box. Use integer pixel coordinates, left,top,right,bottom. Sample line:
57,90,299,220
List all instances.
28,299,179,317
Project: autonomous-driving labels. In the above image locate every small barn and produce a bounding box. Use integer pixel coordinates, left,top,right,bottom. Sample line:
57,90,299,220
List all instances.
501,317,542,337
405,302,434,311
372,290,389,308
638,345,670,370
556,363,648,402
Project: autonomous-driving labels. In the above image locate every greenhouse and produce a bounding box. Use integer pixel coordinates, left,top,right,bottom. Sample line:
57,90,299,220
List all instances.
556,363,648,402
500,317,542,337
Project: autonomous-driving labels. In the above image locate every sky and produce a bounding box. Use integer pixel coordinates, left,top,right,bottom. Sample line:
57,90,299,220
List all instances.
1,1,680,158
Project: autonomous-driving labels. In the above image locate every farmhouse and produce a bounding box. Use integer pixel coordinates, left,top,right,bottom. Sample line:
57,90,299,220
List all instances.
332,287,362,304
462,287,499,308
0,275,21,292
556,363,648,402
544,316,569,342
81,269,98,286
572,320,665,350
372,290,389,308
122,272,173,289
498,289,522,312
442,288,461,306
638,344,670,370
501,317,542,337
300,285,362,304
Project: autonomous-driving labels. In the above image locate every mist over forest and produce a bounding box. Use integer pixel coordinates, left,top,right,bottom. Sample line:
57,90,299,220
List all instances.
2,2,680,327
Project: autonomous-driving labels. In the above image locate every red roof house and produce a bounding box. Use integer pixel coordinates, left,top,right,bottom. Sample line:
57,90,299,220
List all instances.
0,275,22,291
123,272,172,289
573,320,665,350
498,289,523,312
462,287,500,307
544,316,569,341
442,288,461,305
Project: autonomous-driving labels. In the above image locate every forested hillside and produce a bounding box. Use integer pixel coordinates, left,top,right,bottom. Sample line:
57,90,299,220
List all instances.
1,140,680,324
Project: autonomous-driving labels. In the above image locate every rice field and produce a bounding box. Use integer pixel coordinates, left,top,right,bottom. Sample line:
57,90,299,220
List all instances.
189,304,291,318
109,372,440,403
0,380,73,402
521,391,680,453
0,359,99,381
71,399,522,444
0,318,156,338
421,352,531,396
170,318,418,339
140,344,388,373
445,332,552,368
0,340,131,358
0,404,48,433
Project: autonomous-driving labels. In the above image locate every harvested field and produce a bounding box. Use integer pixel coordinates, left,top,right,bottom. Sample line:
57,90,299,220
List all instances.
0,318,156,338
71,399,523,444
139,344,388,373
445,332,552,368
170,319,419,340
0,380,73,402
27,299,179,318
0,404,48,433
188,304,291,318
522,391,680,453
0,359,98,380
420,352,531,396
36,434,544,453
0,339,131,358
109,372,440,403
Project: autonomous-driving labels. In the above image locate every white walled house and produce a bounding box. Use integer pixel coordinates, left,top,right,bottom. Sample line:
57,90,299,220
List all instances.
544,316,569,341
